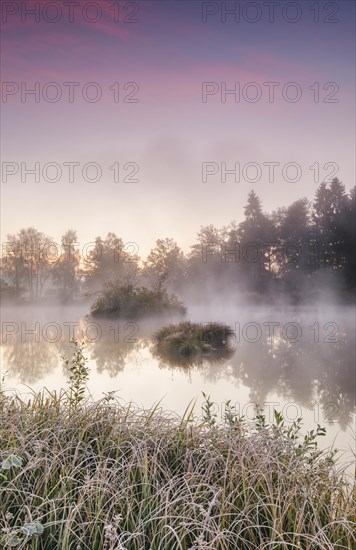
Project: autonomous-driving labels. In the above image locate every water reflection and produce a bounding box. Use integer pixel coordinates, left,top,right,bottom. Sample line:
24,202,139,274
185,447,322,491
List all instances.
2,339,58,385
1,309,355,430
152,342,234,371
223,331,355,430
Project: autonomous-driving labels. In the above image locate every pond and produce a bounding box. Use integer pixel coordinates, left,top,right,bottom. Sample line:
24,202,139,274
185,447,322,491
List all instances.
1,303,355,474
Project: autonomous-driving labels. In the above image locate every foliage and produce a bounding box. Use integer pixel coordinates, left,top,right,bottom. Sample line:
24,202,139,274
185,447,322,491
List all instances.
61,339,90,410
0,376,354,549
1,228,54,300
1,181,355,303
143,238,186,291
52,229,80,302
153,321,235,365
82,232,140,294
90,283,186,319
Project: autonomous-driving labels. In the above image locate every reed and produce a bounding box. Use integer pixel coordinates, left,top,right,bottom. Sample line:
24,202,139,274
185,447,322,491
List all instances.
0,342,354,549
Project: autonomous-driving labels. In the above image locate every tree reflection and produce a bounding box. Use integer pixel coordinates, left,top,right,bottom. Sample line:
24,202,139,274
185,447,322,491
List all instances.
1,315,354,430
200,323,355,430
88,321,144,377
2,337,59,385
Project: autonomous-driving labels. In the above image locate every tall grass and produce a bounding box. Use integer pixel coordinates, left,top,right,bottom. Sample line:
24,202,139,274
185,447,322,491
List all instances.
0,342,355,549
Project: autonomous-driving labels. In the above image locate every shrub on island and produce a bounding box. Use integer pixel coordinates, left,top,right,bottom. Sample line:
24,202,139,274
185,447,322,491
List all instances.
90,282,186,319
153,321,235,361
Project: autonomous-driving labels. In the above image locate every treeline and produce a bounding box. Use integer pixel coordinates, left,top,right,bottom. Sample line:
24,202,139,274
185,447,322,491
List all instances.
1,178,355,303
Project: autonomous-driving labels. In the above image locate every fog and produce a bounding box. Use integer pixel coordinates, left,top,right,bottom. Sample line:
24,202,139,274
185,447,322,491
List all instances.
1,183,355,473
1,301,354,419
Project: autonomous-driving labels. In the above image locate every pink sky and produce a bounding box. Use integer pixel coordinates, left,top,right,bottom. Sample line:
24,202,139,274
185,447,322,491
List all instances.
1,0,355,256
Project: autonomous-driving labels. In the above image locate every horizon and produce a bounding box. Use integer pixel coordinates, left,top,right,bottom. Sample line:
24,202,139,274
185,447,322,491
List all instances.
1,0,355,257
1,181,354,260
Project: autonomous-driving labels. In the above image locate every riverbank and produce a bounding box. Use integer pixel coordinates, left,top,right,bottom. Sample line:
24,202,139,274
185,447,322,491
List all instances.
1,342,355,548
1,393,355,548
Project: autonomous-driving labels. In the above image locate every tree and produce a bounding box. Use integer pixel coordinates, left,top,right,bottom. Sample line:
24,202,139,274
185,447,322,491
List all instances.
313,182,332,234
1,233,25,299
235,191,276,291
1,228,54,300
336,185,356,288
185,225,228,297
242,189,263,224
345,186,356,287
329,177,347,222
143,238,186,291
328,178,348,269
276,198,318,296
312,178,348,273
82,233,140,294
52,230,80,302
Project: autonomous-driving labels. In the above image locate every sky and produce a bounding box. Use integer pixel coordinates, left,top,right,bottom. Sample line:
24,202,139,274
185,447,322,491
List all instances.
1,0,355,257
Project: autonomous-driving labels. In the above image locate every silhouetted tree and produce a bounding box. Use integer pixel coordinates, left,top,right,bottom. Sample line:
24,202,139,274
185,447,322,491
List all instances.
312,178,348,273
277,198,317,297
1,233,25,299
52,230,80,302
235,190,275,292
186,225,227,300
82,233,140,294
1,228,54,300
143,238,186,291
1,181,355,303
337,185,356,288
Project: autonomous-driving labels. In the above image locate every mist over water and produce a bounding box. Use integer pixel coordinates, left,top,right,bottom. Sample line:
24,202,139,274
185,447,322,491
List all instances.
1,299,355,474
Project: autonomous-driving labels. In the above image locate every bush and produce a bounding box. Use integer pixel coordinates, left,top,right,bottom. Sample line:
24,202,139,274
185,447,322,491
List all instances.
153,321,235,365
90,283,186,319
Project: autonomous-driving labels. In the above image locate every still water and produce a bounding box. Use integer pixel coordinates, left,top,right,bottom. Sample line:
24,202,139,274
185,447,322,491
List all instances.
1,304,355,473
